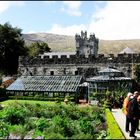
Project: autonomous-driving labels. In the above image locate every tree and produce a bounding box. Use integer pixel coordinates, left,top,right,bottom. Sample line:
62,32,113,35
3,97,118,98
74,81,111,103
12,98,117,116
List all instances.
26,41,51,57
0,22,26,75
134,64,140,83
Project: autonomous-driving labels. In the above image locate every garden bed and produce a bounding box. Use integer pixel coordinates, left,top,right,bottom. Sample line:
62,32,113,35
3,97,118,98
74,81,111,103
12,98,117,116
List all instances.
0,100,107,139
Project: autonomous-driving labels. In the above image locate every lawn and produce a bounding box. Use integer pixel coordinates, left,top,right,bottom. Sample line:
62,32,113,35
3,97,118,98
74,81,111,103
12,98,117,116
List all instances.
1,100,63,106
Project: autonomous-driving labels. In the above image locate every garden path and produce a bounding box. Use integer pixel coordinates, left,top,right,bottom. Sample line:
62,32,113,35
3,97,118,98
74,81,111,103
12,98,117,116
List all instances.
112,108,140,139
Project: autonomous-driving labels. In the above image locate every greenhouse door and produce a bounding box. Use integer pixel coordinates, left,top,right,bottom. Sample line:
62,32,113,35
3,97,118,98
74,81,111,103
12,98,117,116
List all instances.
79,86,88,102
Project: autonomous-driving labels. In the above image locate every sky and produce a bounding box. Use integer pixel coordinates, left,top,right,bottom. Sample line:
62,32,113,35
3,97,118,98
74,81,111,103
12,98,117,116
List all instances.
1,1,140,40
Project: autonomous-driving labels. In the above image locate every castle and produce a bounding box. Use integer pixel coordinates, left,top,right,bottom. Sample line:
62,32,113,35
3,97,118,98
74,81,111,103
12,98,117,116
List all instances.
19,31,140,79
75,31,99,58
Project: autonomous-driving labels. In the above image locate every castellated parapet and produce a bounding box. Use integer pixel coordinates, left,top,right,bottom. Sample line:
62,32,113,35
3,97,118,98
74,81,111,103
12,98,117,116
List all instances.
19,53,140,65
19,53,140,78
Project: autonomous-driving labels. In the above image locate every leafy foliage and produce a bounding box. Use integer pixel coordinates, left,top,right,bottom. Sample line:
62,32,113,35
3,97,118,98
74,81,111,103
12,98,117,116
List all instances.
134,64,140,83
9,124,27,139
2,102,30,125
0,22,26,74
44,132,65,139
90,90,127,110
71,133,93,139
0,101,107,139
0,121,9,138
26,41,51,57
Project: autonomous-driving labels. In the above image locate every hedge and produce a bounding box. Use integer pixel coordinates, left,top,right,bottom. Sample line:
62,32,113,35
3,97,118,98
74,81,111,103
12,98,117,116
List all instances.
105,109,125,139
0,97,8,102
8,96,74,102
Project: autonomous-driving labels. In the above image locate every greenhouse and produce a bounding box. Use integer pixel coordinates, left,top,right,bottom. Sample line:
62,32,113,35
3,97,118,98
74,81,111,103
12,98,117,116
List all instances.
86,67,133,94
6,75,83,101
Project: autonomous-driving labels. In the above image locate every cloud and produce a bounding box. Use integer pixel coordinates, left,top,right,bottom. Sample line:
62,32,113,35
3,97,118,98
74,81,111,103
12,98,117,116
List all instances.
48,1,140,40
28,1,140,40
43,1,56,5
61,1,82,16
28,30,36,34
47,24,87,36
88,1,140,40
0,1,25,14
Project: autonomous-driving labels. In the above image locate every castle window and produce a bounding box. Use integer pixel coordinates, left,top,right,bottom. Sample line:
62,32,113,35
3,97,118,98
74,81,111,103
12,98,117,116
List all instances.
75,71,78,75
50,71,54,75
77,50,79,55
64,68,66,75
43,68,46,74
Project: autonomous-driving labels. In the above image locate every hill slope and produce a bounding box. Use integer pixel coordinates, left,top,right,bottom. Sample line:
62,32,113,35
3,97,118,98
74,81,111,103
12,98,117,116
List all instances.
22,33,140,55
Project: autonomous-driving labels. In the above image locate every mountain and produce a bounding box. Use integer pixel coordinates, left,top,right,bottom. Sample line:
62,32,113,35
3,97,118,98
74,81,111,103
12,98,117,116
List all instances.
22,33,140,55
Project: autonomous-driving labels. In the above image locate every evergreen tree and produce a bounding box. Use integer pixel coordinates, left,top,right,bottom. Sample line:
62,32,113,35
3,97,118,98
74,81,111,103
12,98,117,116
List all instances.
0,22,26,75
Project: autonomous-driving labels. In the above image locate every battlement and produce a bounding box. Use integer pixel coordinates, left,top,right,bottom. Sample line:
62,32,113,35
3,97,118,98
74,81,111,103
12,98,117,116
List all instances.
19,53,140,66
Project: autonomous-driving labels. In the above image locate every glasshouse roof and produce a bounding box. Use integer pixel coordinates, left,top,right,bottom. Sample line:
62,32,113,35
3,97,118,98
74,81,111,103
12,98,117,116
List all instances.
99,67,121,73
6,75,83,93
86,75,132,82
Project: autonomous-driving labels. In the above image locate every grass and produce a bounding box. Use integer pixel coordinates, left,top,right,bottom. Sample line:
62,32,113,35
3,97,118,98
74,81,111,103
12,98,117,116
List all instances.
1,100,63,106
105,109,125,139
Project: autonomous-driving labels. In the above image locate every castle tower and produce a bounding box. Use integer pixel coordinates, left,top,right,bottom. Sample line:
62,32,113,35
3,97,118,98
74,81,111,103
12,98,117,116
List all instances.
75,31,99,58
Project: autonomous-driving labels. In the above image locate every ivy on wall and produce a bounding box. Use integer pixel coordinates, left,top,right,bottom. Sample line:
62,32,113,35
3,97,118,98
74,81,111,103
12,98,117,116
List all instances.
134,64,140,83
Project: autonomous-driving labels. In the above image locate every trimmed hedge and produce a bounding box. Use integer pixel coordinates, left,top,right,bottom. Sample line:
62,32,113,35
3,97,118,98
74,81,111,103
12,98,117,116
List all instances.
105,109,125,139
0,97,8,102
8,96,74,102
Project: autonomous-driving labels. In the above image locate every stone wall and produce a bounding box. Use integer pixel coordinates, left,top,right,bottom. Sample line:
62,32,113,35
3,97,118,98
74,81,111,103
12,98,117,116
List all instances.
18,53,140,79
19,53,140,66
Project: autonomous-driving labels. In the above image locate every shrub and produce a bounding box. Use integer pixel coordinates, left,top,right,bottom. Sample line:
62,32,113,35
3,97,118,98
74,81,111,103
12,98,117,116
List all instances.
92,111,105,123
24,117,38,131
0,100,108,139
34,94,43,99
62,117,79,137
44,132,65,139
79,118,95,135
35,117,49,131
96,130,107,139
55,97,62,104
63,105,81,120
71,133,93,139
9,124,27,139
32,129,44,139
0,121,9,138
43,122,64,137
3,103,30,125
52,115,63,126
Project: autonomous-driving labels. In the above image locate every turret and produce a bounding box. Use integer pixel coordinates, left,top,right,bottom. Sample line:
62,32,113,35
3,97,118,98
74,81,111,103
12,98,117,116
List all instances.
75,30,99,58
